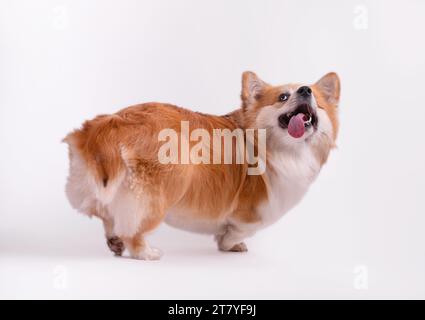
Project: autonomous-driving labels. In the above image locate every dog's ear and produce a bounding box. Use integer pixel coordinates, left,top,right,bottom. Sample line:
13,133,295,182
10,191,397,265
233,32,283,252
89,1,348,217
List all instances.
314,72,340,106
241,71,268,109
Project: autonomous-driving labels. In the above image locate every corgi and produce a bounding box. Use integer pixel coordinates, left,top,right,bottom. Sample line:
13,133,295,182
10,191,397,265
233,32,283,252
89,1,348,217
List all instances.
64,71,340,260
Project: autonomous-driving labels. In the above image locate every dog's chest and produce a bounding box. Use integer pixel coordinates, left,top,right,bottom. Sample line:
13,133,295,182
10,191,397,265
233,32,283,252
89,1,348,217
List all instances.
256,148,320,226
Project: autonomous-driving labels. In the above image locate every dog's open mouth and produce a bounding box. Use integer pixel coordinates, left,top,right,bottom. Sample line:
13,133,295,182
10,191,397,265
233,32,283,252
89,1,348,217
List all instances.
278,103,318,138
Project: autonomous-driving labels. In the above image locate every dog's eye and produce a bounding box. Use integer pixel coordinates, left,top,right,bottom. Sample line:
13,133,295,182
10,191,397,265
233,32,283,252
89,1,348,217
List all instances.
278,93,290,102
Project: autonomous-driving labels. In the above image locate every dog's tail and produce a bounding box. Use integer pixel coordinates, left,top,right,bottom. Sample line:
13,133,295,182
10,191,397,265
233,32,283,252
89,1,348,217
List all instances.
63,114,127,205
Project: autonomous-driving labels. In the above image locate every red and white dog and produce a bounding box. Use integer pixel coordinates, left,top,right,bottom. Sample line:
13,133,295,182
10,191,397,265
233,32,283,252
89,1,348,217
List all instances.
64,71,340,260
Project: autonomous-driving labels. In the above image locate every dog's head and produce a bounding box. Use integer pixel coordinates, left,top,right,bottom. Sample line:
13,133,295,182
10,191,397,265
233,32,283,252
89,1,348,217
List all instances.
241,71,340,150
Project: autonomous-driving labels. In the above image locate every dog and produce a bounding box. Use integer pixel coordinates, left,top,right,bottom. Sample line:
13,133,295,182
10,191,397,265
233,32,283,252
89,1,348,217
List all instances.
64,71,340,260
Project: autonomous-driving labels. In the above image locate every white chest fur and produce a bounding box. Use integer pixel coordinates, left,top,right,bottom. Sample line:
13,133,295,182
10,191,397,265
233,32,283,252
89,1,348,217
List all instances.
257,145,321,227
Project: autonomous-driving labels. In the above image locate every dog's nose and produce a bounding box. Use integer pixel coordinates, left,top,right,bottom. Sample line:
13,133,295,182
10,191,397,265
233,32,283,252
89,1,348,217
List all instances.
297,86,312,97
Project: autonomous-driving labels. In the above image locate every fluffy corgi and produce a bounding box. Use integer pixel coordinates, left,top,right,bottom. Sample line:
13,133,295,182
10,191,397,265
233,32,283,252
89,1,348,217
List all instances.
64,71,340,260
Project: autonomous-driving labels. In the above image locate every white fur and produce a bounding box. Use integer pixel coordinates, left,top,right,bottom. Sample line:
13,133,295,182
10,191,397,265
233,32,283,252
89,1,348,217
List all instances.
165,207,226,234
65,143,149,239
313,107,334,145
131,244,163,260
65,145,99,216
95,171,125,205
216,220,259,251
257,144,320,227
106,181,149,238
234,93,334,236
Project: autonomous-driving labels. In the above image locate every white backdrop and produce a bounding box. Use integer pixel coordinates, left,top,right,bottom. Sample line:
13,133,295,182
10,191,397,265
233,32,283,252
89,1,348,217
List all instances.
1,0,424,299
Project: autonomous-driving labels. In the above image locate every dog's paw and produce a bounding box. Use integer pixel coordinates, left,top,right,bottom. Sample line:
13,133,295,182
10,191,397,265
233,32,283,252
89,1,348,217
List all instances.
106,236,125,256
229,242,248,252
228,242,248,252
132,247,163,261
219,242,248,252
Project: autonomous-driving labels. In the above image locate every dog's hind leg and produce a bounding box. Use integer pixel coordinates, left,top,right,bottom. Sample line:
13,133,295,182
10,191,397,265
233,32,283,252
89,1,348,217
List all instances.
121,207,166,260
103,217,125,256
107,179,166,261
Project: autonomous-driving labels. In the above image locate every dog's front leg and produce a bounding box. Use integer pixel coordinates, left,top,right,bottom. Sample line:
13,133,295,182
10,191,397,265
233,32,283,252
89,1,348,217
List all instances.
215,222,257,252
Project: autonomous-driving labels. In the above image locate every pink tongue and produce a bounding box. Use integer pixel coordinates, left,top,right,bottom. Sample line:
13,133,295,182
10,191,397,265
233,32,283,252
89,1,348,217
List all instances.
288,113,306,138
